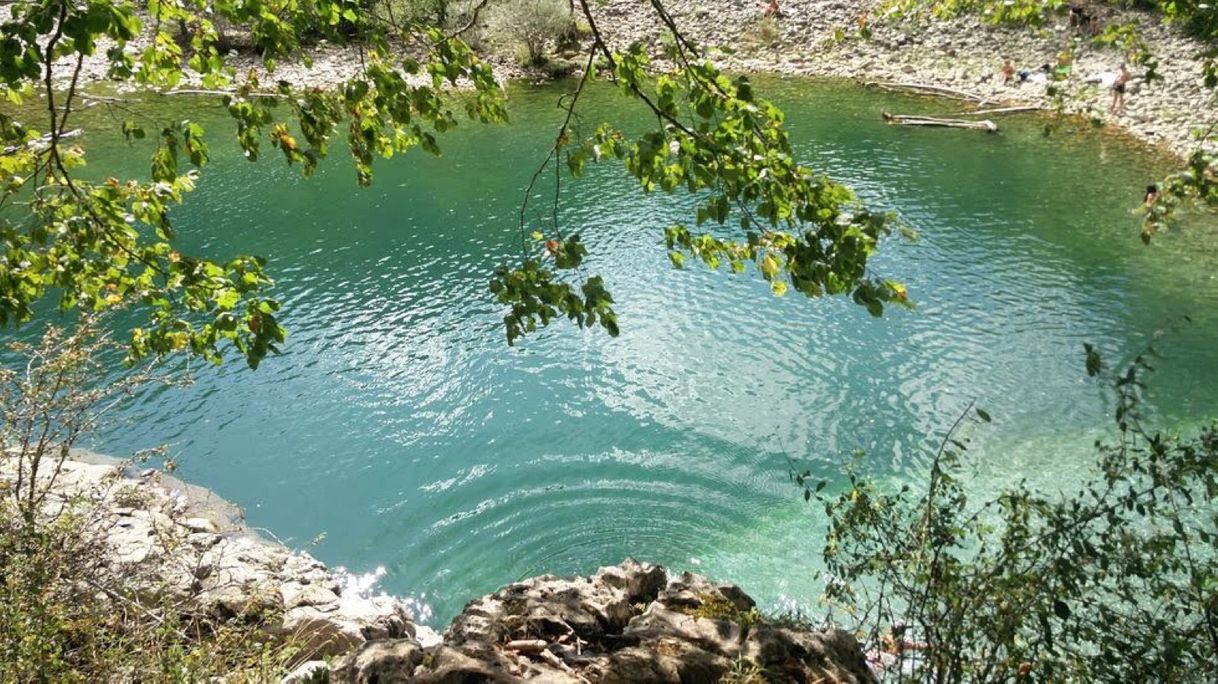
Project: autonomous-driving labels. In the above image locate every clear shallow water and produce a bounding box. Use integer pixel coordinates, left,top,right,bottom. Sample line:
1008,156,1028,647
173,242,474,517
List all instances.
57,77,1218,624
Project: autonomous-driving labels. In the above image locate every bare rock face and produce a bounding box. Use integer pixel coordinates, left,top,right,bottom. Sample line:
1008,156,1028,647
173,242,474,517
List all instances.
329,559,875,684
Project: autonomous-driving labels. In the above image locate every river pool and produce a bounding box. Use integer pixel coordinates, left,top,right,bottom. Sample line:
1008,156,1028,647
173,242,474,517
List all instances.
68,76,1218,624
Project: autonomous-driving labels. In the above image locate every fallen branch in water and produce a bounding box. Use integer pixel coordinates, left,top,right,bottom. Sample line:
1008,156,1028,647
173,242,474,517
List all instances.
161,87,283,99
3,129,83,155
882,112,998,132
864,81,992,105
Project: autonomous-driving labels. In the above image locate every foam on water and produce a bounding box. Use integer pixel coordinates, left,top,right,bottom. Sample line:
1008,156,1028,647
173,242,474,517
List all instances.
332,565,433,624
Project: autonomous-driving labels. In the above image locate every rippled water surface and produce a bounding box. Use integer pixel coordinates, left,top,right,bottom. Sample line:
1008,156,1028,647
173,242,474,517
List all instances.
72,78,1218,623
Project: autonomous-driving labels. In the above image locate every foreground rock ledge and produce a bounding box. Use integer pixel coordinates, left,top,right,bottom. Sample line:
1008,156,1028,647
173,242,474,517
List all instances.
1,456,872,682
319,559,874,683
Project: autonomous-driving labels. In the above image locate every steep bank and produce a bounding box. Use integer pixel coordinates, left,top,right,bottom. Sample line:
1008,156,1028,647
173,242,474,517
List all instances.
322,558,874,682
1,454,874,682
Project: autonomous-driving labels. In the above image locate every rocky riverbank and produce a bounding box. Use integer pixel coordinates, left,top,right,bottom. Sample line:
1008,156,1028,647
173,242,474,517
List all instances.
587,0,1214,159
1,454,874,682
60,2,1213,159
0,454,425,661
320,558,874,683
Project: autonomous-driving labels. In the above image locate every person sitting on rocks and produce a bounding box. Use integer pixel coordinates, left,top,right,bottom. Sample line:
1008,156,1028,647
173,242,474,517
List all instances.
1001,59,1016,85
1110,63,1132,114
762,0,779,19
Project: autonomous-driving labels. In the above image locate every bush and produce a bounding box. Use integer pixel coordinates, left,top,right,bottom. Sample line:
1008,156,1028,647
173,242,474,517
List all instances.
488,0,574,65
796,342,1218,682
0,500,297,681
0,320,297,680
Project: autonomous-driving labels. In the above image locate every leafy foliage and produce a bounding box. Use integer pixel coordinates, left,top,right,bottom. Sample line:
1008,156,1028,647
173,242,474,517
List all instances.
1141,148,1218,243
490,2,910,344
0,0,506,368
0,317,175,521
1,0,909,360
0,502,300,682
795,344,1218,681
0,317,296,680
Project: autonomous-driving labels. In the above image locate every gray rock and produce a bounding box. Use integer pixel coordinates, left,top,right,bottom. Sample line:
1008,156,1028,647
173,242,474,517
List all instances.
414,624,444,649
283,606,368,658
414,646,517,683
280,582,341,609
331,639,423,683
623,604,745,658
404,561,874,683
587,640,733,683
183,516,219,534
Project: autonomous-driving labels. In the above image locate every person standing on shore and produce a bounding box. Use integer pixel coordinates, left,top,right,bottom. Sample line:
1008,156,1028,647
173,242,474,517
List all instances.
1110,64,1132,114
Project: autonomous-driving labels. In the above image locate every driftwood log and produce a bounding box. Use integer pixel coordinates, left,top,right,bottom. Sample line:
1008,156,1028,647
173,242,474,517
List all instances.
3,128,83,155
882,112,999,132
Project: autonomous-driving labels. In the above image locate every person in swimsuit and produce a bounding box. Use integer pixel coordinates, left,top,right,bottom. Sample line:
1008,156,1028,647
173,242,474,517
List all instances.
1110,64,1132,113
1001,59,1016,85
762,0,779,19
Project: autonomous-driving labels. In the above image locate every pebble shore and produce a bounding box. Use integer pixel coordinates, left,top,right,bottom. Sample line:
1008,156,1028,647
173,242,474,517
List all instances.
61,2,1214,159
590,0,1216,159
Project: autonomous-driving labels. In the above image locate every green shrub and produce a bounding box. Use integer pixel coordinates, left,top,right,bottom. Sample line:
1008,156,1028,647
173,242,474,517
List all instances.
797,342,1218,681
488,0,573,65
0,320,298,681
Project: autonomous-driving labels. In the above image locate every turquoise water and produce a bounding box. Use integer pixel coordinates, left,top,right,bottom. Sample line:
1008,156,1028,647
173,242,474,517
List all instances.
60,77,1218,624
